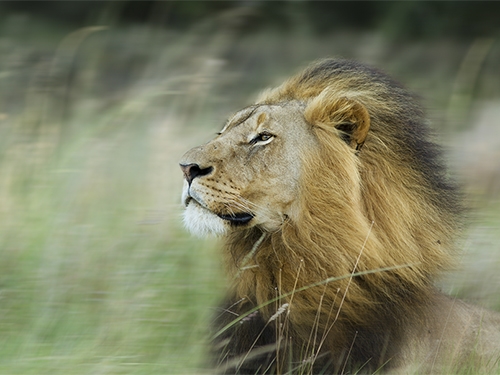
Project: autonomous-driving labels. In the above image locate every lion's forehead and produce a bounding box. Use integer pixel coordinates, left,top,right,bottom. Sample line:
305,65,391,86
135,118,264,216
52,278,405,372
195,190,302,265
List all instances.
220,105,270,134
220,103,305,135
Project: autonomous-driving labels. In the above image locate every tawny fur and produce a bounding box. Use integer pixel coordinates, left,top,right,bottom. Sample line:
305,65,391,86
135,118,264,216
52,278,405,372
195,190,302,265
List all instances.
180,59,500,374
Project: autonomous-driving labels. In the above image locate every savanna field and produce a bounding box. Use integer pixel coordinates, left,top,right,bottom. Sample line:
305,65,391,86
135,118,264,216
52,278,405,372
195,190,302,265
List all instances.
1,6,500,374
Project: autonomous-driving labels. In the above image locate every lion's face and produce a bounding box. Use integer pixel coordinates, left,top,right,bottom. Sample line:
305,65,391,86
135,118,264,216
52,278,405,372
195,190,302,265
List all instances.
180,103,317,235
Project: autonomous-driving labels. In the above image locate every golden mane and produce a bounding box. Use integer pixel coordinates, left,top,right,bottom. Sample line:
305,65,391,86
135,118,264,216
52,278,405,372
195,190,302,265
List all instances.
226,59,460,318
180,59,500,374
218,59,463,372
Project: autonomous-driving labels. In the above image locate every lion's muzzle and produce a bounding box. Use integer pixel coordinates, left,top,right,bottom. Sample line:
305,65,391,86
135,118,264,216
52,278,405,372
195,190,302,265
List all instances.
179,158,255,235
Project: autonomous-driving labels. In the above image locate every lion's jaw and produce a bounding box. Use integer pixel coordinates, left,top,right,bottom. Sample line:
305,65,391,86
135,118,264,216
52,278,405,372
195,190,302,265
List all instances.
180,103,315,236
181,193,228,236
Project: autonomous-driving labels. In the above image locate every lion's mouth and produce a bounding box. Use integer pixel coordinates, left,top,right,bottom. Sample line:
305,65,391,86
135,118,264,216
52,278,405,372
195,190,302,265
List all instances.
217,212,254,226
185,196,253,226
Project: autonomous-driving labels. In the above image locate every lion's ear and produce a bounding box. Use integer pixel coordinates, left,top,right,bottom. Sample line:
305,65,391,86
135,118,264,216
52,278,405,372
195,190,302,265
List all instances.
304,92,370,151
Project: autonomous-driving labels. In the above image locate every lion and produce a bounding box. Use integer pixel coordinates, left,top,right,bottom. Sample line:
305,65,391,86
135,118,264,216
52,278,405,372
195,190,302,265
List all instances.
179,59,500,374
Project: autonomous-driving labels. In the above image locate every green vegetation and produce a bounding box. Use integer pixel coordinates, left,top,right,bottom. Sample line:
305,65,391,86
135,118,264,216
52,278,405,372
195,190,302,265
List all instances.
0,5,499,374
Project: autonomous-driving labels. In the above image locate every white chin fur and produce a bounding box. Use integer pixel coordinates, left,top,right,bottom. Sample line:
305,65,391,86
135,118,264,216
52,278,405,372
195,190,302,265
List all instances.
183,201,228,236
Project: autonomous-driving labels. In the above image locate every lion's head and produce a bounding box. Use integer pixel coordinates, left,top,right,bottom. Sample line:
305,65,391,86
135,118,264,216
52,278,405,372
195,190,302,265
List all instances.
180,60,460,276
180,102,318,235
180,75,372,238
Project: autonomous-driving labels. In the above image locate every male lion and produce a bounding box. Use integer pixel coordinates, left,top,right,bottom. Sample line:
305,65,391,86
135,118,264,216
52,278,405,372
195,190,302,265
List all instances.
179,59,500,374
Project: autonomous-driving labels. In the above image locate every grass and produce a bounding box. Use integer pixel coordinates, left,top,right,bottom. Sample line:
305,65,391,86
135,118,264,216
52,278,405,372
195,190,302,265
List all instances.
0,9,499,374
0,18,225,372
0,111,222,373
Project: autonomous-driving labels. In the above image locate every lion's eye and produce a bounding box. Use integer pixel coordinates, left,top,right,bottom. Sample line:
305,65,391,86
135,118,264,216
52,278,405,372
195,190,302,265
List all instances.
250,132,274,145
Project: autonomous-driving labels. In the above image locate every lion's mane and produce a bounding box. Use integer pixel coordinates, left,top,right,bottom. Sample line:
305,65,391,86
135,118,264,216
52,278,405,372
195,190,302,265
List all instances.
211,60,467,373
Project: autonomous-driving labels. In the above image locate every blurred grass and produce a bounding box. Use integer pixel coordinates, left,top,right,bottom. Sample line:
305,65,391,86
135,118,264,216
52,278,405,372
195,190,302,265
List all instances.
0,9,499,374
0,88,223,373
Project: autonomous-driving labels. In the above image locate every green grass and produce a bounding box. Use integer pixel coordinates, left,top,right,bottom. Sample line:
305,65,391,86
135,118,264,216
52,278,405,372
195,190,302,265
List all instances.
0,11,499,374
0,24,225,369
0,110,223,373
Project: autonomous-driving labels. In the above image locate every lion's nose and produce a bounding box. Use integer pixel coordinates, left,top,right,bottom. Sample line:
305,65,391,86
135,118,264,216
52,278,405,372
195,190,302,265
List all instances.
180,163,213,185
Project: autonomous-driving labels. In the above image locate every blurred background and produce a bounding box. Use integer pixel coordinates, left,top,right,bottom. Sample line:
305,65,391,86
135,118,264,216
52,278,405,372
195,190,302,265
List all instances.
0,1,499,373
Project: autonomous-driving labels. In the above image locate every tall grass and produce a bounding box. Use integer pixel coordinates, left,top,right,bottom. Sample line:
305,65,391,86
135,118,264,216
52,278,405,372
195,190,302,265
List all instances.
0,17,228,374
0,85,219,375
0,10,499,374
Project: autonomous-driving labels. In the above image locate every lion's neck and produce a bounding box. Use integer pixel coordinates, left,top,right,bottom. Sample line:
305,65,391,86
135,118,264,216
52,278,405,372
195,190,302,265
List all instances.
224,225,432,327
223,226,436,370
